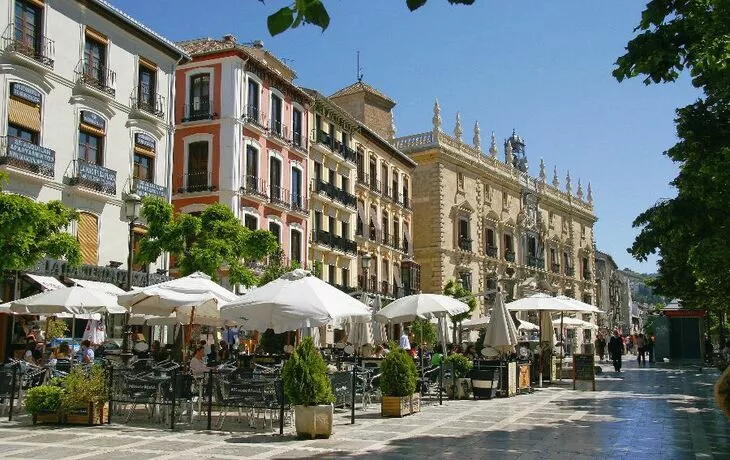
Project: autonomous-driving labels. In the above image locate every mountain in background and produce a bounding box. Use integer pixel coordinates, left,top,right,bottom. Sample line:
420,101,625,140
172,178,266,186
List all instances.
620,268,668,306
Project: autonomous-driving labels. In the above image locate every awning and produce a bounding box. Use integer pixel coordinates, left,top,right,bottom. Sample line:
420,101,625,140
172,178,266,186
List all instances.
68,278,126,295
393,264,402,287
8,97,41,132
26,274,66,291
357,201,366,224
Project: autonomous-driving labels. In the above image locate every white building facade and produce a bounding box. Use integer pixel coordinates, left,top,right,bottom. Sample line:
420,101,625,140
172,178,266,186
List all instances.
0,0,188,280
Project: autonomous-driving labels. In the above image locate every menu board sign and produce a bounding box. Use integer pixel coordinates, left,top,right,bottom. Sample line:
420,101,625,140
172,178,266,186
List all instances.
572,354,596,391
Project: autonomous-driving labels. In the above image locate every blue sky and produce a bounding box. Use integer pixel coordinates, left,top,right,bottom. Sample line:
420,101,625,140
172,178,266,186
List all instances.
113,0,699,273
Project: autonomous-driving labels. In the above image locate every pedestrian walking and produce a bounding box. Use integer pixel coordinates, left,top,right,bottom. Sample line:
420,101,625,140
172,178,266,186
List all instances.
595,334,606,362
608,330,623,372
636,333,646,366
647,335,655,363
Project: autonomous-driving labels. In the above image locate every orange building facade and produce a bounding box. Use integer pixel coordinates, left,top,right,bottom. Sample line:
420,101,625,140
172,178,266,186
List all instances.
172,36,311,283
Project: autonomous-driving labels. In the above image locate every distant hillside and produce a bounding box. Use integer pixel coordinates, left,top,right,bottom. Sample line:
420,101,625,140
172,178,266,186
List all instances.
619,269,667,305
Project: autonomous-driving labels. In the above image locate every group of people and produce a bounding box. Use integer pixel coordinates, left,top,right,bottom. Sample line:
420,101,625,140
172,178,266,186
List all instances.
597,330,654,372
23,338,96,367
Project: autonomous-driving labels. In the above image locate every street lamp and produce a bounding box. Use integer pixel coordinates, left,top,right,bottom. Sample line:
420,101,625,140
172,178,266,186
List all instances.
360,253,372,292
122,193,141,357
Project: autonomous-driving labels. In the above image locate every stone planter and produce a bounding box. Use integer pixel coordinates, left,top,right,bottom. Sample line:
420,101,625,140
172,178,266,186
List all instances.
64,402,109,426
293,404,333,439
446,378,472,399
381,393,420,417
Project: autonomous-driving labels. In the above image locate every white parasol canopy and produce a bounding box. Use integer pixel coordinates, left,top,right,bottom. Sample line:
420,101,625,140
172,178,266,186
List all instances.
117,272,238,325
462,315,491,329
484,292,519,355
516,319,539,331
371,295,387,345
374,294,469,323
555,295,603,314
221,269,371,333
9,286,125,315
552,316,598,330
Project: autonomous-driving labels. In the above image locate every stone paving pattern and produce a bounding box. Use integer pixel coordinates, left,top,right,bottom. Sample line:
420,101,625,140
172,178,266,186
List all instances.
0,358,728,459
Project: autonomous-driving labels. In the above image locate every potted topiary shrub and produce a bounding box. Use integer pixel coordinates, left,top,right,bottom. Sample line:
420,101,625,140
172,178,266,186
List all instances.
61,365,109,425
380,347,419,417
444,354,474,399
25,384,64,425
282,336,335,439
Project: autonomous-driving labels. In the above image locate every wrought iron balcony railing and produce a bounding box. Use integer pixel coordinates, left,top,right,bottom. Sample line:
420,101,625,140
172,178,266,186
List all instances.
583,271,592,281
269,184,291,208
551,263,561,273
270,120,288,143
182,99,216,122
75,59,116,97
242,175,268,198
70,159,116,195
2,23,54,68
174,171,216,194
131,85,165,118
291,194,308,214
291,131,307,152
243,105,267,129
486,245,498,258
458,237,472,251
566,266,575,276
505,250,516,262
527,255,545,269
0,136,55,178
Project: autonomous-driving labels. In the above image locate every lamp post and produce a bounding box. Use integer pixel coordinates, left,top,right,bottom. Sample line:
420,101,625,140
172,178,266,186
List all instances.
360,252,372,293
122,193,141,357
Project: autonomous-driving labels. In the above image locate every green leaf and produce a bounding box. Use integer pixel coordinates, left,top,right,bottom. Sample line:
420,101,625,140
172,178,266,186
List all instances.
303,0,330,31
267,7,295,36
407,0,428,11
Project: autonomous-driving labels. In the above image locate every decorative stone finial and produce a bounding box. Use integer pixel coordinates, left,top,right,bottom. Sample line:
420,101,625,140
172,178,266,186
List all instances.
587,182,593,204
473,121,481,151
489,131,498,158
454,112,463,141
505,140,514,166
566,171,572,195
432,99,442,133
577,179,584,200
390,109,397,141
539,159,546,182
552,166,559,187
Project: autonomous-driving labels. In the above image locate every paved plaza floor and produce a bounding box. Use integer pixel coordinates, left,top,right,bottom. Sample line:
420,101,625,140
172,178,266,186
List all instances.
0,357,728,459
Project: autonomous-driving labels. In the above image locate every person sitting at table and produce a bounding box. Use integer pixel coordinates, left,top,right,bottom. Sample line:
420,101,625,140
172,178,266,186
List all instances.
189,346,211,376
23,339,37,364
56,342,71,359
218,341,229,362
372,345,386,358
463,344,477,359
80,340,95,363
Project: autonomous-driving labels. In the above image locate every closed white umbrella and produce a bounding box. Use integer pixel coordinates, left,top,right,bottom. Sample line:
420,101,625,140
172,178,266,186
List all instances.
221,269,371,333
484,292,519,355
371,295,387,345
348,292,374,350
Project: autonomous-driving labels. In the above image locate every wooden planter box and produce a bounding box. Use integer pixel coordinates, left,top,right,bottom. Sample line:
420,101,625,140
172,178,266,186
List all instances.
381,393,420,417
32,411,61,425
64,402,109,426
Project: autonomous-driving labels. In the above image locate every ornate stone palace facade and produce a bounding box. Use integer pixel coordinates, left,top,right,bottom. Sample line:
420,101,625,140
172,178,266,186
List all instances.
394,101,598,314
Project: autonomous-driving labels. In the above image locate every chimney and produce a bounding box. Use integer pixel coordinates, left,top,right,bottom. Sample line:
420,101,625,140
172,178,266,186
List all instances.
252,40,264,49
223,34,236,43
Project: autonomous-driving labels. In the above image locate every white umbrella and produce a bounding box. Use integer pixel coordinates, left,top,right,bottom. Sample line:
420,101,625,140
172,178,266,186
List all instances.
374,294,469,323
484,292,519,355
462,316,491,329
516,319,539,331
221,269,371,333
347,292,374,350
299,327,321,347
555,295,603,314
539,310,556,346
552,316,598,330
9,286,124,315
505,293,580,312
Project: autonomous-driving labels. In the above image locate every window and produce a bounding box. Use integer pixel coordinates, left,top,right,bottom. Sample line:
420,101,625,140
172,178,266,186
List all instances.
269,157,282,200
246,79,259,118
78,212,98,265
189,73,210,118
341,176,349,194
458,217,470,250
292,108,303,147
268,221,281,244
78,131,102,164
341,268,349,288
356,149,365,182
328,264,336,285
271,94,283,136
314,211,322,234
392,172,398,200
369,159,377,185
8,124,37,144
457,172,464,189
314,161,322,183
486,228,496,257
244,214,257,230
137,60,156,111
14,0,41,53
341,131,349,147
328,168,335,186
502,191,509,210
402,177,409,206
382,211,389,243
381,164,388,193
245,145,258,179
133,154,153,182
341,220,349,239
328,216,335,235
291,167,302,208
459,272,472,292
504,234,514,260
83,32,107,85
187,141,208,190
290,229,302,264
393,219,399,246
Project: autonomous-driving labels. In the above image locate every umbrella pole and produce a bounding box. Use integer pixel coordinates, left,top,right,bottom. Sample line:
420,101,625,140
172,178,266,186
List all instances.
538,312,543,388
558,312,564,381
71,314,76,363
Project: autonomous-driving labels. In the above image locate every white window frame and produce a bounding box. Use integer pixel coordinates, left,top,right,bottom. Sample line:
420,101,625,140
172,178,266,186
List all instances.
244,72,263,114
268,150,284,187
183,133,213,188
76,108,108,167
244,139,261,178
290,228,302,264
291,101,305,142
184,67,215,112
7,79,47,145
269,87,285,131
242,207,259,230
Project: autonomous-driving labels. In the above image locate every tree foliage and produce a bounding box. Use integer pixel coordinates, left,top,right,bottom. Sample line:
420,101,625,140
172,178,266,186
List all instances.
614,1,730,315
135,197,278,286
411,317,437,349
264,0,475,36
443,279,477,323
0,173,81,273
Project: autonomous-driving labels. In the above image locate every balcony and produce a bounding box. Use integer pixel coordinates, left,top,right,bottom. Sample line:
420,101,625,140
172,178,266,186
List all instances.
174,171,216,194
1,24,54,69
403,195,411,209
269,185,291,209
316,129,333,150
269,120,289,144
527,255,545,269
335,283,356,294
0,136,55,178
369,225,377,242
291,194,308,215
402,239,410,253
69,159,116,195
458,237,472,252
365,175,381,194
381,281,392,297
182,99,216,122
313,229,356,254
583,271,592,281
243,105,267,130
75,60,116,97
486,245,498,258
291,131,308,153
132,177,167,199
392,235,401,250
396,193,404,207
357,171,367,186
342,145,357,164
382,185,392,201
242,175,268,199
314,180,356,208
131,86,165,119
382,233,390,247
551,263,561,273
566,266,575,276
505,250,516,262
